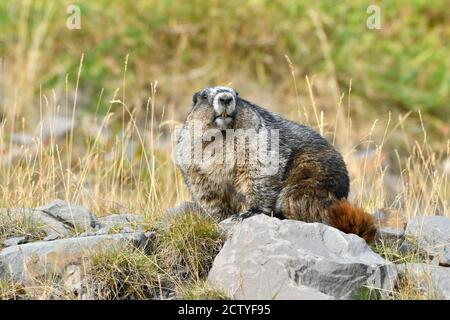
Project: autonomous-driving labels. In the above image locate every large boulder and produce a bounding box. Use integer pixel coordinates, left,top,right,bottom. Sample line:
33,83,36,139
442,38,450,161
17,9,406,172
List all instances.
397,263,450,300
404,215,450,266
208,215,397,300
0,232,153,284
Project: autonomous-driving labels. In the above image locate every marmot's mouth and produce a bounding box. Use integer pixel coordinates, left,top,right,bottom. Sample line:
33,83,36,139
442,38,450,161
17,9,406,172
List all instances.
214,114,234,120
213,115,234,128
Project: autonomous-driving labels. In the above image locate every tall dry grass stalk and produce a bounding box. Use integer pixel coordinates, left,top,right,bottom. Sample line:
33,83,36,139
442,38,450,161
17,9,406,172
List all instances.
0,55,449,223
0,54,186,221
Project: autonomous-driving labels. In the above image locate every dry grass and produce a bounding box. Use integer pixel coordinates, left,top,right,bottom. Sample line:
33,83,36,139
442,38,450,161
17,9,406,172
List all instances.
0,274,80,300
177,280,231,300
0,280,26,300
1,59,447,220
0,209,46,242
87,246,169,300
156,212,225,282
360,241,444,300
0,74,448,299
389,275,439,300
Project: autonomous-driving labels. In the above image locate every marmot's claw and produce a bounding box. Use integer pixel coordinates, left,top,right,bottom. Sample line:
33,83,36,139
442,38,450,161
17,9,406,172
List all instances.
231,214,243,221
234,209,261,221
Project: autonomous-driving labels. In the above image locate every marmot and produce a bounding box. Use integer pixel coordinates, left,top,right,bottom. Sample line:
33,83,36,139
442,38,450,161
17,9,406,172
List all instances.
174,86,376,243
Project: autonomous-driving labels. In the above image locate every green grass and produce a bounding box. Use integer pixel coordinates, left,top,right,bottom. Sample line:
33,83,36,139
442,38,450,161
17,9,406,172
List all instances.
372,241,426,265
0,280,26,300
0,1,448,135
177,280,231,300
356,241,433,300
157,212,224,281
84,212,224,300
87,246,168,299
0,209,47,243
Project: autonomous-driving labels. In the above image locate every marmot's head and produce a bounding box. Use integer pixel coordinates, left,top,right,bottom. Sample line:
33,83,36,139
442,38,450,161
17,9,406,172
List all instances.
190,86,239,130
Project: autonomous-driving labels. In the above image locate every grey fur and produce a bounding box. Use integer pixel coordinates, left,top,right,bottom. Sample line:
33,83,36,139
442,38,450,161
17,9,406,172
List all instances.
175,86,350,222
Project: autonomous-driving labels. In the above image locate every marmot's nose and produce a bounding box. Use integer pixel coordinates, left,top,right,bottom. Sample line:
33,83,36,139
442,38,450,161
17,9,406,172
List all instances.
219,96,233,106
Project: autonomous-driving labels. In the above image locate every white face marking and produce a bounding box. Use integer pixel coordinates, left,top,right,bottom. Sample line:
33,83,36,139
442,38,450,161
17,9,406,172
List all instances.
213,94,226,115
210,86,234,95
214,116,233,130
212,91,236,117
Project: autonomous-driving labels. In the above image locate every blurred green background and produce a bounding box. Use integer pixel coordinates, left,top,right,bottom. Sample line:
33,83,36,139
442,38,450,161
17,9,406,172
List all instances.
0,0,449,144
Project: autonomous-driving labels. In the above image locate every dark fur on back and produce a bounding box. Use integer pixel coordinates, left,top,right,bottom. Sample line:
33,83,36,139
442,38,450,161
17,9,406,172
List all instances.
175,87,376,243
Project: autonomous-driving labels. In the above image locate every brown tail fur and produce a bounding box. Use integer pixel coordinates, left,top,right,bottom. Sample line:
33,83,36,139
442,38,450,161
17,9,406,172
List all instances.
326,199,376,244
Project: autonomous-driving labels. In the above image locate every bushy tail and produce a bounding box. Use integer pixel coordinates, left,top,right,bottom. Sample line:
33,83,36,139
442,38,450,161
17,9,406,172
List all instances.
327,199,376,244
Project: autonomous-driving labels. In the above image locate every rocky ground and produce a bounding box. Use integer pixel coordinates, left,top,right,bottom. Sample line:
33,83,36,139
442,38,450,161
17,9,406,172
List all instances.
0,200,449,300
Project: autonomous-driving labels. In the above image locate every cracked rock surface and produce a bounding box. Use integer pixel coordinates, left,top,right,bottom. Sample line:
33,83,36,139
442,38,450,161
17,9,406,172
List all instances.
208,214,397,300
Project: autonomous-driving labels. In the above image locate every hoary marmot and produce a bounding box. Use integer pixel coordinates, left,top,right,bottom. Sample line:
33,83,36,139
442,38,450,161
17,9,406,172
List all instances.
173,86,376,243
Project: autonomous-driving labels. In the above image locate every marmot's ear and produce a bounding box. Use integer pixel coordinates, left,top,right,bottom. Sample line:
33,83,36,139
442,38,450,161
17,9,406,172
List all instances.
192,92,199,106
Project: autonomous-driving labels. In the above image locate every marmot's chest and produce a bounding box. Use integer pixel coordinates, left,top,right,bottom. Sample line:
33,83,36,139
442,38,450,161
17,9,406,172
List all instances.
190,163,251,197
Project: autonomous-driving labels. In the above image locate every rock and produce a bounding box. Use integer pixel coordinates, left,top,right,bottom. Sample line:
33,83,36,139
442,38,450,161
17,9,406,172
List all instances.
137,231,156,254
79,230,96,237
43,234,60,242
63,264,83,296
0,232,152,284
36,200,100,233
376,228,405,245
208,215,397,300
397,263,450,299
373,208,405,229
373,209,406,245
218,217,240,238
405,216,450,266
399,240,411,255
93,228,108,236
261,284,335,300
98,213,145,232
1,236,28,247
38,116,75,143
10,133,33,146
1,208,71,238
121,226,134,233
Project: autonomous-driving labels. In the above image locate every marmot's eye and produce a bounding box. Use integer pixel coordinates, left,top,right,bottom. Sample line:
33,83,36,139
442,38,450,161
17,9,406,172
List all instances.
201,92,208,99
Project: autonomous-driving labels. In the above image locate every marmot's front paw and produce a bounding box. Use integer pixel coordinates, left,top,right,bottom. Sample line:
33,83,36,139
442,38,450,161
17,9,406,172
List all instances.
232,208,263,221
231,214,243,221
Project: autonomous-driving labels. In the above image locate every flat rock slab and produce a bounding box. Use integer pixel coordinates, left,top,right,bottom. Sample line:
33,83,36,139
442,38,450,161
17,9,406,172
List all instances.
208,215,397,300
405,216,450,266
36,200,100,233
1,236,28,247
397,263,450,300
0,232,152,284
99,213,145,230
